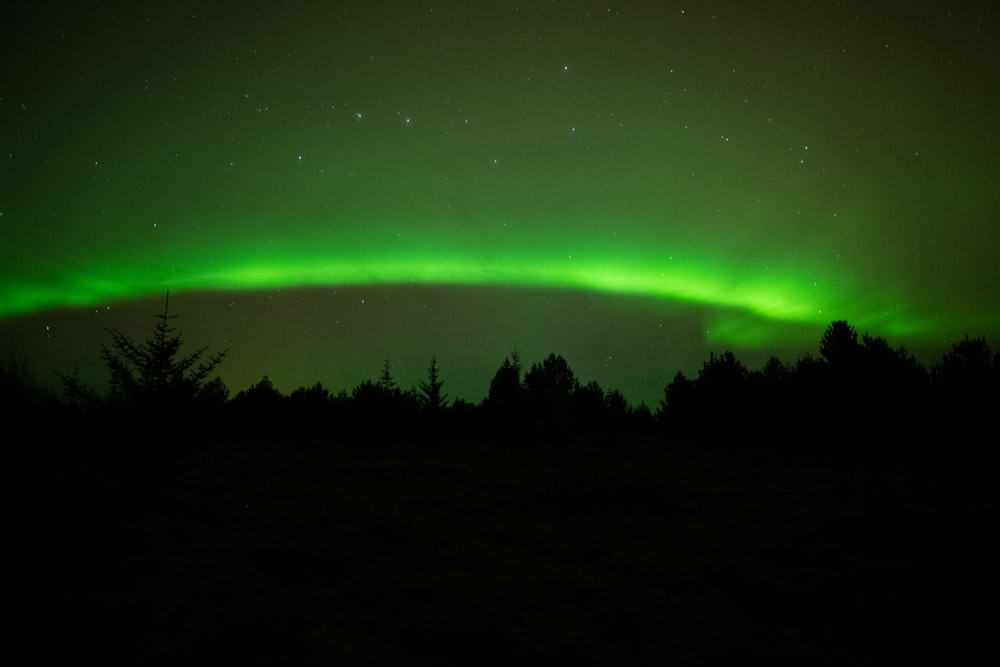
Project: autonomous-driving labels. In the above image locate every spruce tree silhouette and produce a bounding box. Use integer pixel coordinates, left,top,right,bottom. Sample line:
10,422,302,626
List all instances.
59,292,227,417
349,358,420,434
419,354,447,412
107,293,227,407
378,357,397,393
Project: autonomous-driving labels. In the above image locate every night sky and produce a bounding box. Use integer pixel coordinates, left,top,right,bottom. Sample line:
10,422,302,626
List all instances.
2,1,998,406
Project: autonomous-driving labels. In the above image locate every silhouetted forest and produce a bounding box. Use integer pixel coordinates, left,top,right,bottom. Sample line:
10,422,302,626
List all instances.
4,296,996,454
5,301,999,664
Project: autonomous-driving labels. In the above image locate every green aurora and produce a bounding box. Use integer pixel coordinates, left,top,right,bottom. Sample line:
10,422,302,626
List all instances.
2,1,998,403
1,229,936,344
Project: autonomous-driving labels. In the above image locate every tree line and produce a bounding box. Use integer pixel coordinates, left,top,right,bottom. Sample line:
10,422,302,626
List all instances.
3,296,997,450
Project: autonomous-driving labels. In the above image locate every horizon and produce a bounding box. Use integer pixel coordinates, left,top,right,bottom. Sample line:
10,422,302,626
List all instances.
2,286,985,408
2,2,997,405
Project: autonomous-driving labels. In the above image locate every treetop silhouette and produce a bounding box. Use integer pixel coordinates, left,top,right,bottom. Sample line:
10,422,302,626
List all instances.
378,357,398,393
51,309,998,450
820,320,859,371
524,352,577,411
486,347,522,411
419,354,447,411
60,292,227,411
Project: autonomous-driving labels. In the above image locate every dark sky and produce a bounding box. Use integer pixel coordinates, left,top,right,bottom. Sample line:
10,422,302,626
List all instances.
2,1,998,406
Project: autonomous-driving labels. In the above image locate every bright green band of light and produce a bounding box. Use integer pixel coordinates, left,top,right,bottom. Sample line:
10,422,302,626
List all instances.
2,2,996,367
0,227,929,344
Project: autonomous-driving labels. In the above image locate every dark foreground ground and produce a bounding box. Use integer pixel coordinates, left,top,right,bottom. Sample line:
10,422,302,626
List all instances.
7,430,998,665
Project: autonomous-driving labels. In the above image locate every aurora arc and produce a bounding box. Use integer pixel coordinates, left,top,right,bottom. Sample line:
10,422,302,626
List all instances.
2,1,998,405
3,227,917,345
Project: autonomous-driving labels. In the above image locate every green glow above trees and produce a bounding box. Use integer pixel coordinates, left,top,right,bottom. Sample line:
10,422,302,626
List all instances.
1,0,997,379
0,229,915,345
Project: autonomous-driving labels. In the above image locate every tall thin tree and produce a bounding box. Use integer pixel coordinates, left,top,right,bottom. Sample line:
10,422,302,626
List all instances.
419,354,447,411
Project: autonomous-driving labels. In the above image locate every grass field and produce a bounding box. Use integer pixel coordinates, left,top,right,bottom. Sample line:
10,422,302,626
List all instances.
8,432,997,664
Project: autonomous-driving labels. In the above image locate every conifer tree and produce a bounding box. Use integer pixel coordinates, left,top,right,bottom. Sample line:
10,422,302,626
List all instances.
419,354,447,411
486,346,523,409
60,292,227,410
378,357,397,393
